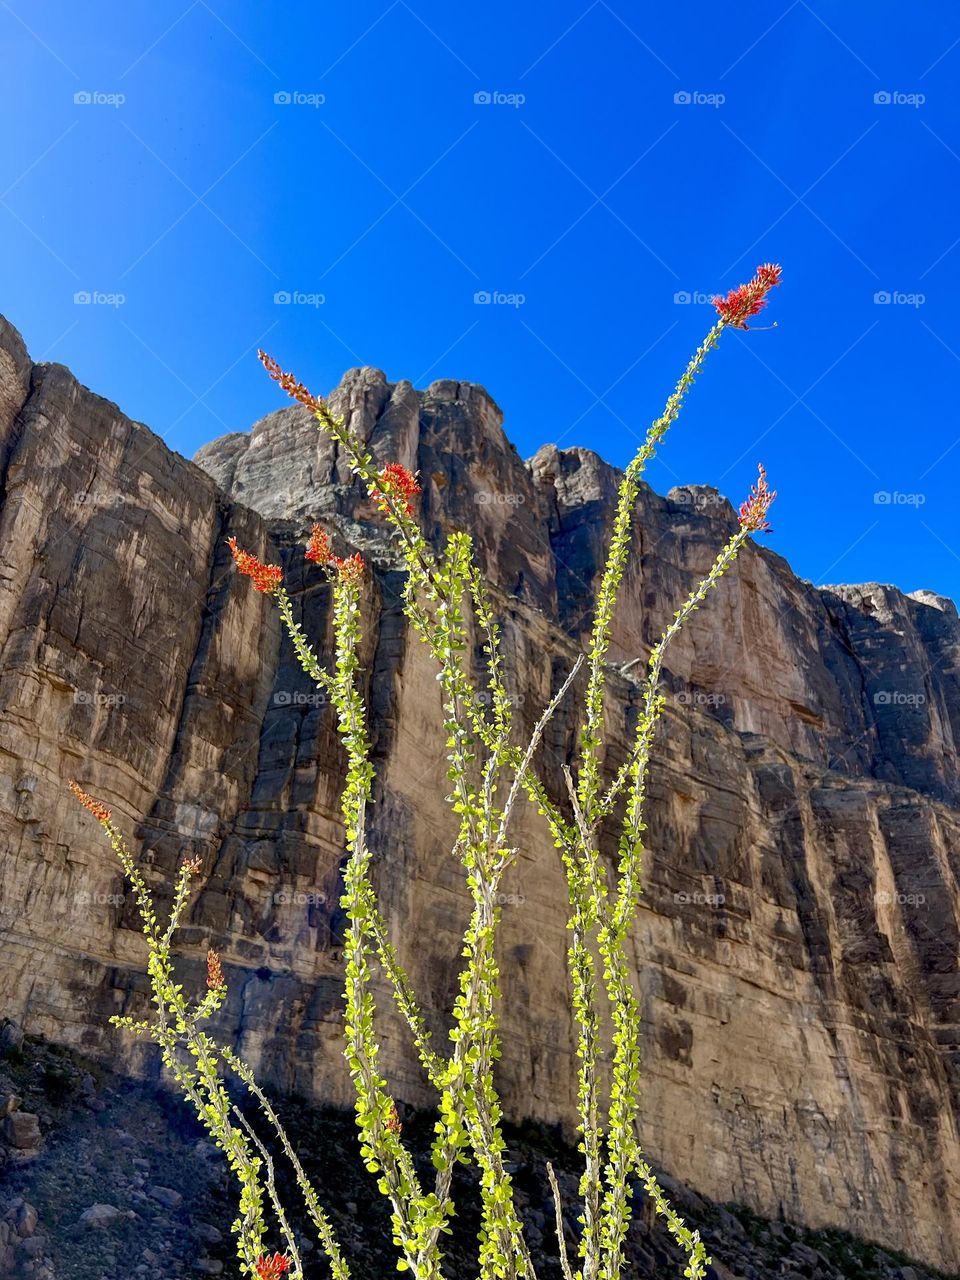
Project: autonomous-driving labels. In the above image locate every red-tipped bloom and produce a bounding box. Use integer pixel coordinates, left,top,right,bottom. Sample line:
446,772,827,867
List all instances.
227,536,283,594
738,464,776,534
371,463,422,517
68,780,111,824
305,524,332,564
182,855,203,876
255,1254,291,1279
334,552,365,584
258,351,328,417
305,524,365,583
206,949,226,991
713,263,782,330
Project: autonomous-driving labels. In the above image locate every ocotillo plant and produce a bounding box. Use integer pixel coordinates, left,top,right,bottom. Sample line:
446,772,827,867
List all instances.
71,263,781,1280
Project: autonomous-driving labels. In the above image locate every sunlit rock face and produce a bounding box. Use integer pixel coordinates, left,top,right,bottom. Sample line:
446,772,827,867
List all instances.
1,315,959,1266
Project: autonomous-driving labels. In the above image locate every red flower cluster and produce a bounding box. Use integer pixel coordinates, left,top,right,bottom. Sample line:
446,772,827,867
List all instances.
182,855,203,876
738,464,776,533
68,780,111,824
371,463,422,517
206,949,226,991
227,537,283,594
713,263,782,330
305,524,365,583
255,1254,291,1279
305,525,332,565
258,350,327,416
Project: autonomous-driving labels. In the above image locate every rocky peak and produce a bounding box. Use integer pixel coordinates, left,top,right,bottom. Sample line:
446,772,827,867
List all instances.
199,374,960,808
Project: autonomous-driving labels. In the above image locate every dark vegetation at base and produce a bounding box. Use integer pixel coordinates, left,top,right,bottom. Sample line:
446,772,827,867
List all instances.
0,1030,953,1280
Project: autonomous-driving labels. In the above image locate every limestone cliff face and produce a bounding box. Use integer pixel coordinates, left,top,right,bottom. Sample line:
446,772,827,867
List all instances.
1,318,959,1267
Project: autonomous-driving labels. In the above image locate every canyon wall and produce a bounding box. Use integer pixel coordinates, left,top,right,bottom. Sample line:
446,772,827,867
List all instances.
1,315,959,1265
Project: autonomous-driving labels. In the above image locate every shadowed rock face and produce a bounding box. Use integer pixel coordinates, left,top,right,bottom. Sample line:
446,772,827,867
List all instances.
1,320,959,1266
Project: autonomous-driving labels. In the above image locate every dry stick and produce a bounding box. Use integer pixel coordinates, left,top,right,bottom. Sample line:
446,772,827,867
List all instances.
562,765,607,1280
496,654,586,855
223,1050,352,1280
547,1162,576,1280
234,1107,305,1279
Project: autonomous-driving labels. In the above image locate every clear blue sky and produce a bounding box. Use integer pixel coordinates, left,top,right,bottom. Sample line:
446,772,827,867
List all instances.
3,4,959,600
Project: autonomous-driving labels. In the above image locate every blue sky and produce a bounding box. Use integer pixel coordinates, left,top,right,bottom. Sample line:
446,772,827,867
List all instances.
3,3,959,600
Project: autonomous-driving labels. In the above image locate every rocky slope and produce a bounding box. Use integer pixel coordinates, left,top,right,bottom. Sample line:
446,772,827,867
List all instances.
0,1027,952,1280
0,316,959,1268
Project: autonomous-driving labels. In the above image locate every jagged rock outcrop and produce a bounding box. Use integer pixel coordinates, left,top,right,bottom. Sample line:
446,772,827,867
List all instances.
1,319,959,1267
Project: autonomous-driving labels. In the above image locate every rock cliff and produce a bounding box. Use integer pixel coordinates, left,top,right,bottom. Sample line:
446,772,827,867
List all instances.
0,316,959,1267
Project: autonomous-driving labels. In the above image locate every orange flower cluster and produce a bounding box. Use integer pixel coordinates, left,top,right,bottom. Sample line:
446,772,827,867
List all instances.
258,350,327,416
738,464,776,534
305,524,332,564
68,780,111,824
182,855,203,875
255,1254,291,1279
334,553,365,584
305,524,365,583
206,949,226,991
371,463,422,517
227,537,283,594
713,263,782,330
